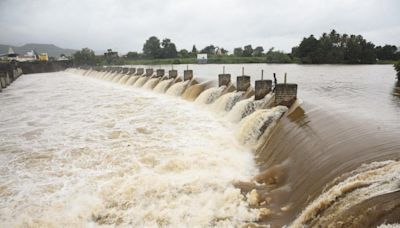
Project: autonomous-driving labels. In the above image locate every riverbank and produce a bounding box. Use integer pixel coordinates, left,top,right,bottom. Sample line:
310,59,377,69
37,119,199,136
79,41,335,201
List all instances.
121,56,269,65
107,57,398,66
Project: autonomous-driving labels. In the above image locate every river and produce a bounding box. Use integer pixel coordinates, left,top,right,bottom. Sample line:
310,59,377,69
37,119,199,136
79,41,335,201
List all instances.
0,64,399,227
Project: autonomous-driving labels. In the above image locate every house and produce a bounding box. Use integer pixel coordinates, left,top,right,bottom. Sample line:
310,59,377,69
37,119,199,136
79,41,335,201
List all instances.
17,50,37,62
38,53,49,61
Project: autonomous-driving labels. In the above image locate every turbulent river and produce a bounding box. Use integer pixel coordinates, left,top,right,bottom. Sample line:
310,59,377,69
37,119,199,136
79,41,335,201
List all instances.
1,64,400,227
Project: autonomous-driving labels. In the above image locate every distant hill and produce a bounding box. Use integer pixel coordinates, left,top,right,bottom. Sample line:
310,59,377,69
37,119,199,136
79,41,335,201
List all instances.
0,43,77,57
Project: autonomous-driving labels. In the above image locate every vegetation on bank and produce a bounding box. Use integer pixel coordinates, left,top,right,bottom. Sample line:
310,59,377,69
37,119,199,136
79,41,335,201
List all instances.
72,29,400,66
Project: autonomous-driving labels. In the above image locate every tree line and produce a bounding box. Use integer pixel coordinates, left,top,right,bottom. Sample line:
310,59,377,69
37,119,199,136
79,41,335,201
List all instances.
73,30,399,66
292,30,399,64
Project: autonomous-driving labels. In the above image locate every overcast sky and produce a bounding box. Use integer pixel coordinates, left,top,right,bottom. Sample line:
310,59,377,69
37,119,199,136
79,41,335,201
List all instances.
0,0,399,53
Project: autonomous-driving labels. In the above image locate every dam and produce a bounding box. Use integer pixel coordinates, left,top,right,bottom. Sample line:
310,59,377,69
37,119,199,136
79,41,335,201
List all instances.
0,64,399,227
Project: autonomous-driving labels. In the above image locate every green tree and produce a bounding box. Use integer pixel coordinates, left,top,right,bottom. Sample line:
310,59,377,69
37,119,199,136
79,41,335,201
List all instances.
143,36,162,58
191,45,198,54
243,45,253,57
73,48,96,66
201,45,216,55
292,30,378,64
253,46,264,57
376,45,398,60
295,35,321,63
265,48,292,63
234,47,243,56
179,49,190,58
161,38,178,58
126,51,139,59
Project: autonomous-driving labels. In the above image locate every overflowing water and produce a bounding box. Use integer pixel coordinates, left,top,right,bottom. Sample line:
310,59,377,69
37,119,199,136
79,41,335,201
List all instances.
227,94,273,123
1,64,400,227
195,86,226,104
133,76,148,87
165,81,189,96
211,92,245,113
0,72,262,227
153,79,174,93
142,78,160,90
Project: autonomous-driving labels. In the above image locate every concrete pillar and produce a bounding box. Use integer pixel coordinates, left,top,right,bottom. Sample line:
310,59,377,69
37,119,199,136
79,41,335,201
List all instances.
169,70,178,79
129,68,136,75
218,74,231,87
156,69,165,77
275,83,298,107
5,72,10,86
255,80,272,100
145,68,154,76
136,68,144,75
237,75,251,92
0,72,7,88
122,67,129,74
184,70,193,81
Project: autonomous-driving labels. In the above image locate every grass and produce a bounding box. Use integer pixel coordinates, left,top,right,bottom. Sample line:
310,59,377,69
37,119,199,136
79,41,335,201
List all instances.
101,56,400,66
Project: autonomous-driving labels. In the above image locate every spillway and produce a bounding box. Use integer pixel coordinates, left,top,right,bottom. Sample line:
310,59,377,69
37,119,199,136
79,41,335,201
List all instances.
1,66,399,227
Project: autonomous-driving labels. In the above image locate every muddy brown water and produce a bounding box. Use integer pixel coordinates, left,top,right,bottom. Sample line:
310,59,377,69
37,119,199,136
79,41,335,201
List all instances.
134,64,400,226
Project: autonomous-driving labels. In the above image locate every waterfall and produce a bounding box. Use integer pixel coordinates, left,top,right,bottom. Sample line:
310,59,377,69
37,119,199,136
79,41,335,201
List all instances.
125,76,139,86
117,75,130,84
104,73,117,81
142,78,160,90
227,94,273,123
211,92,244,113
236,106,287,148
182,84,206,101
165,81,189,96
153,79,174,93
133,77,149,87
195,86,226,104
111,74,124,83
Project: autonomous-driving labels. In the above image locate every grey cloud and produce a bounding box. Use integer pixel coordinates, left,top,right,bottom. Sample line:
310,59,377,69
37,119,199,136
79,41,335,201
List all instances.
0,0,399,53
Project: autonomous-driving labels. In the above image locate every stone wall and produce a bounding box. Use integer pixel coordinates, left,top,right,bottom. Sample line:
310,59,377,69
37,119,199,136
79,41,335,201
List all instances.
19,61,72,74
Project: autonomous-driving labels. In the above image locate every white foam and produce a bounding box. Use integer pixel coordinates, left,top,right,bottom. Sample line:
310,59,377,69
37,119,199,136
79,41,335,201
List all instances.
236,106,287,149
227,94,273,123
211,92,245,114
0,72,260,227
